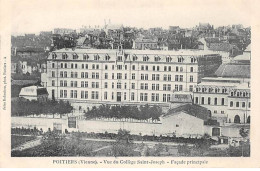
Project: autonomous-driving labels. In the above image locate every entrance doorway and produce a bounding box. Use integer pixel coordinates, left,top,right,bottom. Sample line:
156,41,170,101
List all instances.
234,115,240,123
117,92,121,102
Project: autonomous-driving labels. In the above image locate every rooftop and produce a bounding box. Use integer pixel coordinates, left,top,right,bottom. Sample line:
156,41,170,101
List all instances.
164,104,210,121
214,63,250,78
53,48,220,56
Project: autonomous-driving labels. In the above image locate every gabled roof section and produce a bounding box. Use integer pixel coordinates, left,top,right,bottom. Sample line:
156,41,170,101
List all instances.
164,104,210,121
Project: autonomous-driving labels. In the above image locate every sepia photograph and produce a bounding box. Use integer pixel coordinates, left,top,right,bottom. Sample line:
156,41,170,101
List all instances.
1,0,260,168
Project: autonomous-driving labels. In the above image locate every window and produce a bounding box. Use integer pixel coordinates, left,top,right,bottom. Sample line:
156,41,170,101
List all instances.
104,92,108,100
112,92,114,100
167,84,171,91
112,82,114,89
116,73,122,79
167,94,171,102
168,66,171,71
242,102,245,108
140,83,144,90
125,73,127,79
179,85,183,91
176,66,179,72
81,81,84,87
180,67,183,72
155,94,159,101
94,54,99,61
60,90,63,98
208,97,211,105
117,56,122,61
152,74,155,80
104,82,108,88
166,57,172,62
175,85,178,91
144,93,148,101
105,65,108,70
145,83,148,90
195,97,198,104
81,64,84,69
131,83,135,89
96,73,99,79
117,82,121,89
92,72,95,79
71,63,74,69
140,74,144,80
163,84,167,91
180,75,183,82
117,65,122,70
152,84,155,90
164,66,167,71
143,56,149,61
145,65,148,70
153,66,156,71
52,63,55,68
81,72,85,78
60,71,63,78
163,75,167,81
175,75,179,81
124,83,127,89
201,97,204,105
141,65,144,70
236,102,239,107
140,93,144,101
189,85,193,92
65,63,67,68
62,53,66,59
156,84,159,90
156,74,160,80
214,98,218,105
230,101,233,107
157,66,160,71
249,102,251,108
96,64,99,69
132,73,135,80
163,94,166,102
85,72,88,78
132,65,135,70
105,73,108,79
85,64,88,69
190,76,193,82
52,80,55,86
83,53,88,60
92,64,95,69
190,67,193,72
73,53,78,59
112,65,114,70
112,73,114,79
151,93,155,101
125,65,127,70
168,75,171,81
74,90,77,98
52,71,55,77
221,98,225,105
131,92,135,101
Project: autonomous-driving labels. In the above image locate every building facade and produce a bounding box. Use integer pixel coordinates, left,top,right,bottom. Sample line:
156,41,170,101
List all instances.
193,63,250,125
46,48,221,111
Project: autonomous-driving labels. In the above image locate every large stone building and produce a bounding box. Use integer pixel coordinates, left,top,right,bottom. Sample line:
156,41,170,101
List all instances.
46,48,222,111
193,63,250,125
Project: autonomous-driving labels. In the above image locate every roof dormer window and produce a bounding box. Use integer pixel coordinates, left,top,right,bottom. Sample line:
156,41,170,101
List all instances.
62,53,67,60
73,53,78,59
143,55,149,62
83,53,89,60
52,53,57,59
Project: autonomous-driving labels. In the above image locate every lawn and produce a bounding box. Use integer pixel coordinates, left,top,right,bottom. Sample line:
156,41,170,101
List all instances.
11,135,36,148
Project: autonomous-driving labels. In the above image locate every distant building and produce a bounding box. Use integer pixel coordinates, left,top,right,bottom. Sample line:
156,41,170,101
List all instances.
53,28,76,35
19,86,48,102
132,38,158,50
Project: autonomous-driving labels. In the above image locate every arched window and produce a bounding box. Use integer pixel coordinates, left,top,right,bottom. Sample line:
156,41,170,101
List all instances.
247,116,250,124
234,115,240,123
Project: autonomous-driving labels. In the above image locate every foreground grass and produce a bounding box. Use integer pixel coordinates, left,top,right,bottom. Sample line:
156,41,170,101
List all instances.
11,135,37,148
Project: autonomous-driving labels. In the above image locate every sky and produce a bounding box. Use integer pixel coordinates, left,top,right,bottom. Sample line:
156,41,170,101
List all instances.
10,0,252,35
